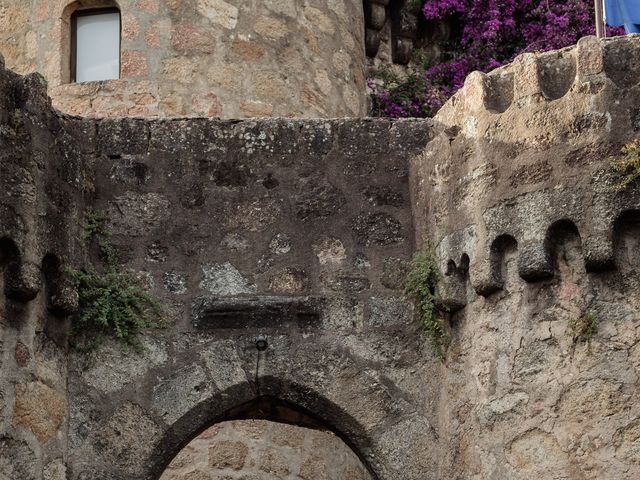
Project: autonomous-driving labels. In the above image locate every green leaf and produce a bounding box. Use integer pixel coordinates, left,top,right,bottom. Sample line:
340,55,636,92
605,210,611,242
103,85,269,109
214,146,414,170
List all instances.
404,243,449,359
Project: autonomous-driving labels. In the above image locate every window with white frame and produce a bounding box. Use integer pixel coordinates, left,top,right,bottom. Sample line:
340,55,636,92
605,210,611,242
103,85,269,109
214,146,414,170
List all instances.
72,8,121,82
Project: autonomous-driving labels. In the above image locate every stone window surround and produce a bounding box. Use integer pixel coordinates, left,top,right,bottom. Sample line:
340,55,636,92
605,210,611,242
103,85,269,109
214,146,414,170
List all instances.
60,0,122,85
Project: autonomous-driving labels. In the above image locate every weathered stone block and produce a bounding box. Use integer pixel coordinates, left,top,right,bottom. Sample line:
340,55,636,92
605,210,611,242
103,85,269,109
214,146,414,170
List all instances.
208,440,248,469
13,382,66,442
0,437,36,480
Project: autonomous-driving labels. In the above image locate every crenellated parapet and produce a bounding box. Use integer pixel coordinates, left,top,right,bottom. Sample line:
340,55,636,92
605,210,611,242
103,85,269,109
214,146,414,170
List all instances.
436,35,640,129
0,54,83,316
412,35,640,310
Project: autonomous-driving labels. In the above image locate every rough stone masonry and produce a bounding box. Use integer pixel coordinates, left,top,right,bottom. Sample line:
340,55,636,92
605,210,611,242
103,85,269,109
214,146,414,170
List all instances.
1,35,640,480
0,0,368,118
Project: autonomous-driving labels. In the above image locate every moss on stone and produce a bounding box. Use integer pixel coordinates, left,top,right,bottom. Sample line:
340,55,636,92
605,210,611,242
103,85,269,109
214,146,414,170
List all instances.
568,311,598,353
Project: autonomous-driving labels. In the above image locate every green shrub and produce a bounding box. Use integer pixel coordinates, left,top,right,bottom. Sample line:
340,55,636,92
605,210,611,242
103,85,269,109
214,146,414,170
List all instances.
82,208,117,265
404,244,449,358
611,140,640,190
68,268,164,351
71,209,164,351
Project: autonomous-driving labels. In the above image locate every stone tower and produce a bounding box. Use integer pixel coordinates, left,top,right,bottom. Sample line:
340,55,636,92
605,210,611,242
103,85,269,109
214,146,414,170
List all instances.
0,0,368,118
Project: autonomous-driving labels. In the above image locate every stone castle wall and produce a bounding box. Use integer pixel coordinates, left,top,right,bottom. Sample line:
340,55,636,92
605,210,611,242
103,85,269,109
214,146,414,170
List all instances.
0,58,440,480
0,0,367,118
413,35,640,479
1,34,640,480
0,66,81,480
63,117,436,480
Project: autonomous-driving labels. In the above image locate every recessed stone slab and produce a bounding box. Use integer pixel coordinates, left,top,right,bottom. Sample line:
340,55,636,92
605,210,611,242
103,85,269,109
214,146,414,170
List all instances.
192,296,323,329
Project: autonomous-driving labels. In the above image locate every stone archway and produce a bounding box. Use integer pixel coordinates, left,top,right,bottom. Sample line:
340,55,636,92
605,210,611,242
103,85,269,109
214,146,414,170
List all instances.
144,381,381,480
158,397,374,480
69,316,438,480
66,329,438,480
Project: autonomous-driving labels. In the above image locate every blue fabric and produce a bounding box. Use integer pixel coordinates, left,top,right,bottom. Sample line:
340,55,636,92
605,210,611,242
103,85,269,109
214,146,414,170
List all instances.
604,0,640,32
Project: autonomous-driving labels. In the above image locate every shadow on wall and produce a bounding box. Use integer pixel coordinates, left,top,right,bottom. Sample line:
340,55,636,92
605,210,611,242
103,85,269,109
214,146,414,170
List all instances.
614,209,640,270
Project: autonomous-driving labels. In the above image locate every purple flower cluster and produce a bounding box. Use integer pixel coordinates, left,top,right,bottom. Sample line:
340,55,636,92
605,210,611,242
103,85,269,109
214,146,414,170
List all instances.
370,0,624,118
368,76,451,118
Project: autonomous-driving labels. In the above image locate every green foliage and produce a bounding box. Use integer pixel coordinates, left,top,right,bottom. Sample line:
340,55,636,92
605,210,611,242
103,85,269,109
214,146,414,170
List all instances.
72,209,165,351
68,268,164,351
568,311,598,353
82,208,117,265
610,140,640,190
404,244,449,358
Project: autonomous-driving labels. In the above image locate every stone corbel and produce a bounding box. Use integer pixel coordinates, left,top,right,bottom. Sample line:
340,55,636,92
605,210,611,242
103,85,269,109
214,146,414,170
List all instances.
364,0,390,58
391,0,422,64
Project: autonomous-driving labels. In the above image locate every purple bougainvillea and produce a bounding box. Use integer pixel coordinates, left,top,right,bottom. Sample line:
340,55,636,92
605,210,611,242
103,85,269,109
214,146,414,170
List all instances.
370,0,624,118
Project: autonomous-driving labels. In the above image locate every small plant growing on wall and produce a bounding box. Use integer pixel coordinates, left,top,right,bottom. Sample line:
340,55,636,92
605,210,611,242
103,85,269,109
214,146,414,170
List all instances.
82,208,117,264
568,311,598,354
69,268,163,351
610,140,640,190
404,243,449,358
567,309,598,354
69,209,164,351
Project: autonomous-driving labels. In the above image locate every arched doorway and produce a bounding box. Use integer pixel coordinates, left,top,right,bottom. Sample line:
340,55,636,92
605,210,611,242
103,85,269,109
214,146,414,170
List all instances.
67,337,435,480
158,397,373,480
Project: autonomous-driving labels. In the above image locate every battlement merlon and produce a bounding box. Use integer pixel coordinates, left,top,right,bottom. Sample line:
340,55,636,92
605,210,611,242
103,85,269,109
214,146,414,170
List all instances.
411,35,640,308
0,55,86,314
436,35,640,129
